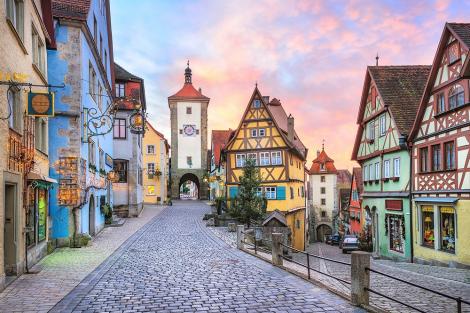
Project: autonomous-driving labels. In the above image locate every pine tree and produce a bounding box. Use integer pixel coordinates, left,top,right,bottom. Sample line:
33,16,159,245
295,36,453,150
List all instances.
229,158,266,227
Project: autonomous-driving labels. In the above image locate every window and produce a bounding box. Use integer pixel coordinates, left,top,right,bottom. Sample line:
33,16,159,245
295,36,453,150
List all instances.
99,34,103,58
363,166,369,181
440,207,455,253
138,167,142,185
320,187,325,194
88,140,95,166
147,145,155,154
379,115,386,136
448,42,460,64
247,153,257,165
116,83,125,98
290,187,294,199
104,50,107,71
148,163,155,173
271,151,282,165
7,87,22,132
296,219,300,229
375,162,380,180
98,84,103,111
393,158,400,177
301,186,304,198
99,149,104,170
93,15,97,42
251,129,257,137
368,121,375,140
253,99,261,108
114,160,128,183
256,187,263,197
321,211,326,218
352,190,359,201
436,93,445,113
369,164,374,180
421,206,434,248
187,156,192,167
113,118,126,139
320,163,325,171
89,63,96,101
259,152,270,166
236,154,246,167
444,141,455,170
186,107,192,114
432,144,441,171
384,160,390,178
321,176,325,182
147,185,156,195
449,85,464,109
321,198,326,205
388,215,404,253
35,118,47,153
265,187,276,199
258,129,265,136
6,0,24,41
420,147,428,173
32,25,45,74
26,187,47,247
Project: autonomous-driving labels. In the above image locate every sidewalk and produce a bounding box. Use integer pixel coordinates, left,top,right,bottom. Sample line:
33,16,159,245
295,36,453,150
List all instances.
0,205,166,313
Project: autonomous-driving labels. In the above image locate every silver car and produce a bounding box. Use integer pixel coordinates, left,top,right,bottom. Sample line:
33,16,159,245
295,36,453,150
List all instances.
341,236,359,254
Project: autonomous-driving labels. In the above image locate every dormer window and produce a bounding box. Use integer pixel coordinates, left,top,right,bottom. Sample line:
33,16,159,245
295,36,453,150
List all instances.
253,99,261,108
320,163,325,171
448,42,460,64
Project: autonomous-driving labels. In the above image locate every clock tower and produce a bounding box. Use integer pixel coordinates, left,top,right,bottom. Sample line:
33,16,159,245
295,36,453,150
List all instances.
168,62,210,199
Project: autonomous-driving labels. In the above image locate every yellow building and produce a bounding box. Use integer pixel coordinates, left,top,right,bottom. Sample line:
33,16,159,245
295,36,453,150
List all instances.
142,122,170,205
224,87,308,250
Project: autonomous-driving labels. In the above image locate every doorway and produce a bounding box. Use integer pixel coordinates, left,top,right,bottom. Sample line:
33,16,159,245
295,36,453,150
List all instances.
316,224,332,242
179,173,200,200
89,195,95,236
4,184,17,277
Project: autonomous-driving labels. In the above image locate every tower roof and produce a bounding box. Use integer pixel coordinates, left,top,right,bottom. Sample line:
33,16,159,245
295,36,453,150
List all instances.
168,61,209,101
309,148,337,174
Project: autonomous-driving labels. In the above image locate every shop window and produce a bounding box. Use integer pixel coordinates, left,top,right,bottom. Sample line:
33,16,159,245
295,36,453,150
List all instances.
114,160,128,183
26,187,47,247
448,85,464,109
420,147,428,173
147,185,156,195
421,206,434,248
388,215,404,253
6,0,24,41
444,141,455,170
440,207,455,253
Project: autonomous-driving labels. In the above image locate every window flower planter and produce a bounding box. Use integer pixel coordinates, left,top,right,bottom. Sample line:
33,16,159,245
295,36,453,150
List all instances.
392,177,400,182
382,178,389,182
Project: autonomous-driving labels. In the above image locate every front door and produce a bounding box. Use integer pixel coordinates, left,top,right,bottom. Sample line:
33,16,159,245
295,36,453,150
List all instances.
89,195,95,236
4,184,17,276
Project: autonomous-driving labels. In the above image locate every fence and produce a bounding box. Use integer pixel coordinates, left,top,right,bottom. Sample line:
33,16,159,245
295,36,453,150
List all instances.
236,225,470,313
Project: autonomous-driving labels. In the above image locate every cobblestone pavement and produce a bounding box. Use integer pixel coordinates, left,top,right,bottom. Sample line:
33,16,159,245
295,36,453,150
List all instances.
51,201,364,313
291,243,470,313
0,205,166,313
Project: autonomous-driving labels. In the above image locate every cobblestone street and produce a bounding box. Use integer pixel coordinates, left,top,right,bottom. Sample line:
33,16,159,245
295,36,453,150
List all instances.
49,201,363,313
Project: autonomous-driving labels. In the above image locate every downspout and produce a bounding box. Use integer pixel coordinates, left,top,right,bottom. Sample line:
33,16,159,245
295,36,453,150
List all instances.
408,140,414,263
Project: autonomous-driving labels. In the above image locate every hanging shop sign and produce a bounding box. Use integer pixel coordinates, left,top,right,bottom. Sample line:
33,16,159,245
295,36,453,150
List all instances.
385,199,402,211
28,92,54,116
105,153,113,167
0,71,28,82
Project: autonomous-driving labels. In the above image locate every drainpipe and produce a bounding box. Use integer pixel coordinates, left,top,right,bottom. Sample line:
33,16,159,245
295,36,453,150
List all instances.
408,140,414,263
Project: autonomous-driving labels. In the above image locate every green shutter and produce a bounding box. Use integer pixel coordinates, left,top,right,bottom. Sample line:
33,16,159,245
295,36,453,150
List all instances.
277,186,286,200
229,186,238,199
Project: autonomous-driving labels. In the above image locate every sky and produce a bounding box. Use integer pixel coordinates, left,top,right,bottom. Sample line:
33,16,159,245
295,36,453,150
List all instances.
110,0,470,170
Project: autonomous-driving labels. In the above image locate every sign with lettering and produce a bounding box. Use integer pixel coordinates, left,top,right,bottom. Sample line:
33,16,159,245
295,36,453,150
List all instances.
28,92,54,116
105,153,113,167
0,71,28,82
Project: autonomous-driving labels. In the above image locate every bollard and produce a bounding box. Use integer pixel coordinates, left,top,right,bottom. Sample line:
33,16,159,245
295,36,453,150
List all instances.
228,223,236,232
271,233,283,266
236,225,245,250
351,251,370,307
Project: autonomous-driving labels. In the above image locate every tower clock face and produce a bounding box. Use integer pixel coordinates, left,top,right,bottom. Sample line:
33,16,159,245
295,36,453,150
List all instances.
183,124,196,136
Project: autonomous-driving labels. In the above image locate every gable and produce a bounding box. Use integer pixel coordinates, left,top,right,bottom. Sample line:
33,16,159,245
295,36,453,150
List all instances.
433,34,468,88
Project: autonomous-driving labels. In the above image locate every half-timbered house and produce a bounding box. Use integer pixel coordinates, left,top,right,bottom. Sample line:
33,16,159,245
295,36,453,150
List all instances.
348,167,364,236
409,23,470,268
224,87,308,250
352,65,430,261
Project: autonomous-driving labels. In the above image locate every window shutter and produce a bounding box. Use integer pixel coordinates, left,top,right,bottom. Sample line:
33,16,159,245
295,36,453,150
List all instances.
229,187,238,199
277,186,286,200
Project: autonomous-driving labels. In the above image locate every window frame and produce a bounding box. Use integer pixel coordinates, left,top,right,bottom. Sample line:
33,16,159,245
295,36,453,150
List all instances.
383,160,390,178
236,154,246,167
420,147,429,173
247,152,257,165
253,99,261,108
115,83,125,98
6,0,24,42
432,144,441,171
271,151,282,165
113,118,127,139
265,186,276,199
251,129,257,137
258,128,265,136
448,84,464,109
393,158,400,178
375,162,380,180
379,115,386,136
444,141,455,170
436,93,446,114
259,152,270,166
147,145,155,154
114,159,128,183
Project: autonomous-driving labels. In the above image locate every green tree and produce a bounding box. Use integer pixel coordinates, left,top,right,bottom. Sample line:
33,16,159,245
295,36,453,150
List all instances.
229,158,266,226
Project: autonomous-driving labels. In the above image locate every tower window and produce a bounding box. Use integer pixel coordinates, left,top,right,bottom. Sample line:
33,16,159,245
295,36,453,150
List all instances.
253,99,261,108
187,156,192,167
186,107,192,114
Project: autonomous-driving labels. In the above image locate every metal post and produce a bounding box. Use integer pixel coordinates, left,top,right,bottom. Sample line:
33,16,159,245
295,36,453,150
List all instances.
306,254,311,279
351,251,370,306
236,225,245,250
254,236,257,254
457,297,462,313
271,233,283,266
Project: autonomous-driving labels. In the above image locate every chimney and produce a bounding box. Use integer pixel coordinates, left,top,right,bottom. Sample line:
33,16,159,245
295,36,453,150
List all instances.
287,114,294,142
317,150,320,157
198,87,202,93
262,96,270,103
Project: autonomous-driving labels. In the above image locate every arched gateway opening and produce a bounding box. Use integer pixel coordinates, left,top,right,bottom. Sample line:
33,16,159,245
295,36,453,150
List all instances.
179,173,200,200
316,224,332,242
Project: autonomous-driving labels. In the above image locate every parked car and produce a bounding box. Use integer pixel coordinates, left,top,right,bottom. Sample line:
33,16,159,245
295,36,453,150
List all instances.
325,235,332,244
328,234,340,245
341,235,359,254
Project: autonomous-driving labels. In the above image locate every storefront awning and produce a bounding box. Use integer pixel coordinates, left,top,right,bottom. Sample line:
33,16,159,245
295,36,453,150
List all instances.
414,197,458,204
27,172,58,184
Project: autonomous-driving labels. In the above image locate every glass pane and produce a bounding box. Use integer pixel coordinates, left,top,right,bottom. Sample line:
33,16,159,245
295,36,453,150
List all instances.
38,189,47,241
422,206,434,248
440,207,455,253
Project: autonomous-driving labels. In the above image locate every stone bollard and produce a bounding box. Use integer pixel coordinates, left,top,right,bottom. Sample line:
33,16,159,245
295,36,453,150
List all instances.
271,233,283,266
228,223,236,232
351,251,370,307
236,225,245,250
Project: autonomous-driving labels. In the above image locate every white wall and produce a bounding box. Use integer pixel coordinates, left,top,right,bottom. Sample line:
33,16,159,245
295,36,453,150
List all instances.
177,101,202,169
309,173,337,216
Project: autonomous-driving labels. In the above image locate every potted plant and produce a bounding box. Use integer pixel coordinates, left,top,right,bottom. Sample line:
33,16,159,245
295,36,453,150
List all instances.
100,203,113,224
89,163,97,173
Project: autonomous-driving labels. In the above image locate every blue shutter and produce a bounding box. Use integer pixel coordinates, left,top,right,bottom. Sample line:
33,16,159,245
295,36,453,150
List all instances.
277,186,286,200
229,187,238,199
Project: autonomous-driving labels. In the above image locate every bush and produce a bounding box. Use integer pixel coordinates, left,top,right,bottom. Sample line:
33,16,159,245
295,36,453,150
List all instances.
358,225,373,252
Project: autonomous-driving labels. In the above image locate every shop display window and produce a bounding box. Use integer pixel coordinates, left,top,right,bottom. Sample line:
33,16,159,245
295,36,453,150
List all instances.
388,215,404,253
422,206,434,248
440,207,455,253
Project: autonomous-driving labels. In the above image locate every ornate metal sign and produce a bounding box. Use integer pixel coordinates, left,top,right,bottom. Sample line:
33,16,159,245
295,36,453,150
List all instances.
27,92,54,116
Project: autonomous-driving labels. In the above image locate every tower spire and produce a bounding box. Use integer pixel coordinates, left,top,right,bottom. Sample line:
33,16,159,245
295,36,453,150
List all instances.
322,139,325,151
185,60,192,84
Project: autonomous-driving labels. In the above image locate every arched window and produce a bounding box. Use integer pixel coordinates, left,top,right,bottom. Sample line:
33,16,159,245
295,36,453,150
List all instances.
448,85,464,109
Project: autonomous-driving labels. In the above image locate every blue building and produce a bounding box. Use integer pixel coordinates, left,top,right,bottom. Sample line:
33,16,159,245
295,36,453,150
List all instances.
47,0,114,246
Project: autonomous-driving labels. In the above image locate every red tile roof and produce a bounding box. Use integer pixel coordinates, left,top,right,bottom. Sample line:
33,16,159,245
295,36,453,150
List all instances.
337,169,352,185
309,149,337,174
52,0,90,20
211,130,233,167
169,83,209,100
352,167,363,194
